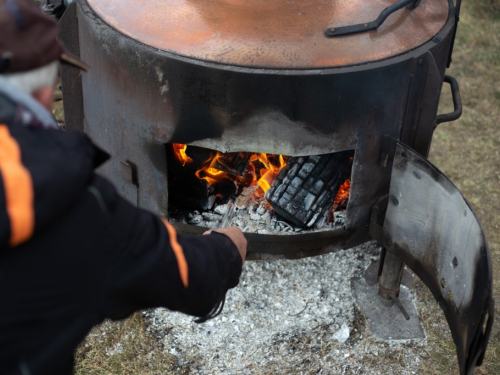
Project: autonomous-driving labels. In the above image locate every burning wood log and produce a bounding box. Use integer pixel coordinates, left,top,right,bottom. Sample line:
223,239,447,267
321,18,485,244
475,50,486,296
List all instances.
265,151,353,228
167,144,240,212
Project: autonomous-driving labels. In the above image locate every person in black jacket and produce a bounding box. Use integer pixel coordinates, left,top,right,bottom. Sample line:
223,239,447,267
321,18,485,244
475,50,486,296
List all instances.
0,1,247,374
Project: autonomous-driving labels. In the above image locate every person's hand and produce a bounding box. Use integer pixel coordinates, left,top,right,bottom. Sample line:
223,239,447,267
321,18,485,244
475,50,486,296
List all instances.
204,227,247,265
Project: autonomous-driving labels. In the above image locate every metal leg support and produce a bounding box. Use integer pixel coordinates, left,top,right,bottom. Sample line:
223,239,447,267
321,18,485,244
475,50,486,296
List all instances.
377,249,410,319
379,249,404,298
378,249,404,302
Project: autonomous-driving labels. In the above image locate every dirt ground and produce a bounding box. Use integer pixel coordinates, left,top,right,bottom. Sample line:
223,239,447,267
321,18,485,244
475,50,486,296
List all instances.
73,1,500,374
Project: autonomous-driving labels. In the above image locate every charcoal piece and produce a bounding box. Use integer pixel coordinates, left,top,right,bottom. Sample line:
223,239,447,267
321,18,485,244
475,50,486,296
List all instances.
265,150,353,228
169,176,216,212
213,152,252,177
184,145,215,165
213,179,237,204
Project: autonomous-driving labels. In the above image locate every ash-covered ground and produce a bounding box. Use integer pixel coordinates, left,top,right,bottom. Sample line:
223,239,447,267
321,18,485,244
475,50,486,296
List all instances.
144,242,426,374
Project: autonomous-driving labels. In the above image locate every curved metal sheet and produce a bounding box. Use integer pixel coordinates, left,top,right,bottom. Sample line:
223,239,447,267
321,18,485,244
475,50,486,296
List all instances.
85,0,449,68
380,143,493,375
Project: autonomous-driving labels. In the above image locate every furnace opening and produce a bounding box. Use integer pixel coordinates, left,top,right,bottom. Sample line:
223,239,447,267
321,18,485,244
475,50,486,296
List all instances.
166,144,354,234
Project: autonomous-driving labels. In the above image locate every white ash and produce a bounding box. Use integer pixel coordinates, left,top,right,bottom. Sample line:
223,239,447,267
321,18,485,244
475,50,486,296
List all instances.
214,205,229,216
144,242,427,374
332,322,351,344
178,194,347,234
201,212,223,222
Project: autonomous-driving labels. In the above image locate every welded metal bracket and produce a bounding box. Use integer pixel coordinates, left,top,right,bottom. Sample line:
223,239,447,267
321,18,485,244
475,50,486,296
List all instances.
325,0,421,37
370,142,494,375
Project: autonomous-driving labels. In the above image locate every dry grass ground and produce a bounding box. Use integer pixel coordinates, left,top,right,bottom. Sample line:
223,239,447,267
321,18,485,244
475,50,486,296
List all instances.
73,312,179,374
73,1,500,373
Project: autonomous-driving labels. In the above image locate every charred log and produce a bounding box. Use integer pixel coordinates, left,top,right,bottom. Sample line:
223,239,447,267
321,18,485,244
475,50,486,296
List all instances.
167,145,240,211
166,145,214,211
213,179,237,204
265,151,353,228
213,152,252,177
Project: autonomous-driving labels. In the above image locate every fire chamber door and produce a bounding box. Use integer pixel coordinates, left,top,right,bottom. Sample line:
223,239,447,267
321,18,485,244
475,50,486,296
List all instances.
370,142,494,375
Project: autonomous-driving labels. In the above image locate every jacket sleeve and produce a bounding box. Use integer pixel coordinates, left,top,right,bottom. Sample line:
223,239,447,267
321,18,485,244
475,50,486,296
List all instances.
90,175,243,321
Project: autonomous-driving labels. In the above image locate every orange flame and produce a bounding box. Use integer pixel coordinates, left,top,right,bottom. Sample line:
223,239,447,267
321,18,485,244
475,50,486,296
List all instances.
197,151,287,192
251,154,287,192
172,143,193,166
195,152,232,185
173,144,288,192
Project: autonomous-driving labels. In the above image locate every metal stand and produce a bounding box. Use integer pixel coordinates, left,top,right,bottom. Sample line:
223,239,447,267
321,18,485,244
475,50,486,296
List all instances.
353,245,424,340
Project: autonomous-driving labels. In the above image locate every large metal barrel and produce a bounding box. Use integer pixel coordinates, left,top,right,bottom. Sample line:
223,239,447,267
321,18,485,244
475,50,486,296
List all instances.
60,0,458,255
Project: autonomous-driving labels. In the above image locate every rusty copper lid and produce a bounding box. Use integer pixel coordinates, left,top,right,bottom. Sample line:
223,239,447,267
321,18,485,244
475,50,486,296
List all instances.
87,0,449,69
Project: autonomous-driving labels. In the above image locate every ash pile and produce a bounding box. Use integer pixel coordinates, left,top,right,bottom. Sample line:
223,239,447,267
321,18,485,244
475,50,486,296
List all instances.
167,144,353,234
144,242,427,374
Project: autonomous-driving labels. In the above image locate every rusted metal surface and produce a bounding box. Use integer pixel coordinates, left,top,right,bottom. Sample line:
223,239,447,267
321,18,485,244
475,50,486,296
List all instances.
86,0,449,69
371,143,494,375
58,3,84,133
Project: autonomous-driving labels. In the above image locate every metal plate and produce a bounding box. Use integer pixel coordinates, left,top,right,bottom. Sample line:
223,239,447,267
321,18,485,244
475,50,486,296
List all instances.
379,143,493,375
85,0,449,69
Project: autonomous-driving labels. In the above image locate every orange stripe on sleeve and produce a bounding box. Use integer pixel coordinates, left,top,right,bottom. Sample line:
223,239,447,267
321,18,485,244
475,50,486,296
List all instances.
162,219,189,288
0,125,35,246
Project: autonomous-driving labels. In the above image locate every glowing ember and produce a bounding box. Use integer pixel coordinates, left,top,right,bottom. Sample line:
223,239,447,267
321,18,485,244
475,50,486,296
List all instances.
334,178,351,207
172,143,193,166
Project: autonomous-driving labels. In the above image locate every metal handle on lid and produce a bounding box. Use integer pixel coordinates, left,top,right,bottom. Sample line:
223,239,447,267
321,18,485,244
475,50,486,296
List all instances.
325,0,421,37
